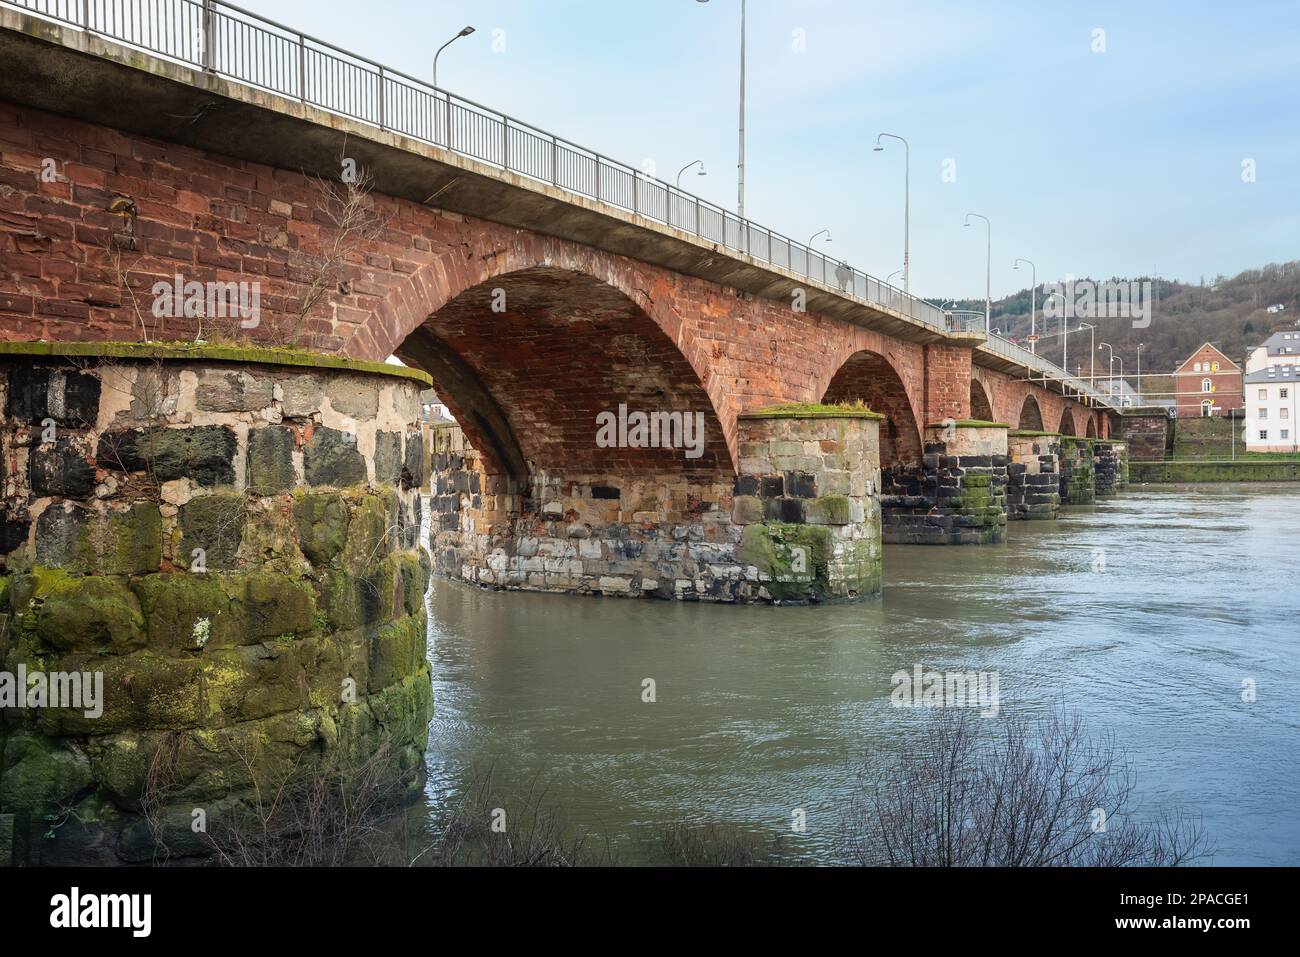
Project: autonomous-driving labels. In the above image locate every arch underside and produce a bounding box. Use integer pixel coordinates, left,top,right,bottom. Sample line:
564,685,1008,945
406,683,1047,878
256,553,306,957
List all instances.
970,380,995,422
821,351,922,467
395,266,731,481
1058,407,1078,436
1018,394,1045,431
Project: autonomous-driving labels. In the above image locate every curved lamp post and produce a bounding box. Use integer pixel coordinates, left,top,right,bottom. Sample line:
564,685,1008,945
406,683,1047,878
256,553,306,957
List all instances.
1013,258,1036,351
676,160,707,188
873,133,910,293
964,213,991,331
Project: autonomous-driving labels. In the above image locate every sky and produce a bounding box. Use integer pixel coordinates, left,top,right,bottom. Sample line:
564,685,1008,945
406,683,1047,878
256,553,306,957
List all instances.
248,0,1300,300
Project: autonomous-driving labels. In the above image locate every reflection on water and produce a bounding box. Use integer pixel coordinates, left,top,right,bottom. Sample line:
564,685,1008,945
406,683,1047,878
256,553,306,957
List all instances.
416,484,1300,865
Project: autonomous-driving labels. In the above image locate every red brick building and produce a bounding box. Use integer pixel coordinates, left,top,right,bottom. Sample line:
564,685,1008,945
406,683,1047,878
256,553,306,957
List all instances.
1175,343,1243,418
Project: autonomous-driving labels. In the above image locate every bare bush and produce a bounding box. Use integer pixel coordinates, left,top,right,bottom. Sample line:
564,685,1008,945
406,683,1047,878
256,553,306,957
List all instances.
654,822,792,867
195,737,409,867
844,708,1211,867
290,163,389,347
406,769,608,867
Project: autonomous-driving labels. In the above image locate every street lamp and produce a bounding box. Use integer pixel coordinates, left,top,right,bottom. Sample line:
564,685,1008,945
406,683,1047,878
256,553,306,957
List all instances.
1013,258,1036,352
1098,342,1118,396
697,0,746,225
1078,322,1096,386
808,228,832,248
433,26,475,88
964,213,991,331
676,160,707,188
886,268,903,286
1046,293,1069,373
873,133,910,293
1136,343,1145,403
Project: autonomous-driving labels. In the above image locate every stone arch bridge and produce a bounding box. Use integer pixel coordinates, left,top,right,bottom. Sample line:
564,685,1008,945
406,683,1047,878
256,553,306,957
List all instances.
0,2,1127,603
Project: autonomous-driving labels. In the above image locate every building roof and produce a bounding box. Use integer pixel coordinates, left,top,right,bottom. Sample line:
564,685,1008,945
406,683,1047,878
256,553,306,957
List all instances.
1254,330,1300,357
1244,365,1300,384
1175,341,1241,373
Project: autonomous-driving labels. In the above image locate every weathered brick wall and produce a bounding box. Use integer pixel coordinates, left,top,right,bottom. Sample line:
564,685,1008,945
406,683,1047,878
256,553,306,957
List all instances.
0,346,431,864
1,100,1091,483
972,366,1107,440
1116,412,1170,461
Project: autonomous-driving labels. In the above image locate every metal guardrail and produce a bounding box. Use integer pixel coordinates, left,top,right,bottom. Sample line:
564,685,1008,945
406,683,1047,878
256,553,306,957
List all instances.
2,0,1114,409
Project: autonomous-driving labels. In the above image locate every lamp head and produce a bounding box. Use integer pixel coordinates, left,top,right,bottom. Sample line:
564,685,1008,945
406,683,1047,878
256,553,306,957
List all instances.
459,26,476,36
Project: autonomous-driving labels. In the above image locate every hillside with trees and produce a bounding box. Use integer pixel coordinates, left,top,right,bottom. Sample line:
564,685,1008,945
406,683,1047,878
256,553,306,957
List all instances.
929,260,1300,381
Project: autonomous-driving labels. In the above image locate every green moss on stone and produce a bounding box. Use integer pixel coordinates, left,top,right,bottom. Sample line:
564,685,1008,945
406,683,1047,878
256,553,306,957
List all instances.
0,340,433,386
736,522,832,601
22,568,146,653
226,570,316,643
293,492,350,567
740,401,884,420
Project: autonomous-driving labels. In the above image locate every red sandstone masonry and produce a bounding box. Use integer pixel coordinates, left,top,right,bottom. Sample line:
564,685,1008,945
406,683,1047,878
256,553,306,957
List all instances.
0,101,1105,470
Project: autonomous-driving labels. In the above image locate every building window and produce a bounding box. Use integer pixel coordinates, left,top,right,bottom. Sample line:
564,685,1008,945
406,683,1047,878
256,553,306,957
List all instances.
1283,389,1290,399
1260,389,1269,400
1260,408,1268,419
1259,430,1268,440
1283,408,1290,420
1211,362,1220,372
1283,430,1291,440
1201,378,1213,393
1201,400,1214,417
1193,362,1202,372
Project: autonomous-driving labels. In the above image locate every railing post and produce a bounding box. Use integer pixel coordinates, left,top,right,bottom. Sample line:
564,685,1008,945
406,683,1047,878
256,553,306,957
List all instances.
81,0,91,33
632,172,638,215
595,154,602,201
202,0,215,71
377,66,385,130
297,33,306,102
551,136,558,185
502,118,508,171
694,196,700,236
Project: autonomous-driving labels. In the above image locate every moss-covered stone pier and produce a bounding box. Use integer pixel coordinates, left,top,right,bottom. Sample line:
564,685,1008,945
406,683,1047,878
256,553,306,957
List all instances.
0,343,433,865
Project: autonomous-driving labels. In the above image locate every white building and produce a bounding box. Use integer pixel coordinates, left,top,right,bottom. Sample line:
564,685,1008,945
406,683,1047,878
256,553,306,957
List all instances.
1246,330,1300,373
1243,365,1300,453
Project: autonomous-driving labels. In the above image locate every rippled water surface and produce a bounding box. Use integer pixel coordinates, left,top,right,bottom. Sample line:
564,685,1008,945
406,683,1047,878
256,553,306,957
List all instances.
416,484,1300,864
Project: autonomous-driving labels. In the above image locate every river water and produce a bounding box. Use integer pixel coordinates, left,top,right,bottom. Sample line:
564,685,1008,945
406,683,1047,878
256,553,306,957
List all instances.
417,484,1300,865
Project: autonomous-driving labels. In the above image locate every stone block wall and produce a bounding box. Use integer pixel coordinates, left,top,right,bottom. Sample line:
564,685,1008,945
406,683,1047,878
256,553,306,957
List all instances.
0,345,432,864
881,423,1009,544
1093,440,1127,496
426,407,884,603
1006,431,1061,520
1059,436,1096,505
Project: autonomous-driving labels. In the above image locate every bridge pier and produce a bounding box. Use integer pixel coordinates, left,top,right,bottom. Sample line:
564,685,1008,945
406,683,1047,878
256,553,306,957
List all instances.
880,422,1009,545
428,405,884,602
1093,440,1128,496
1059,436,1097,505
0,344,433,864
1006,431,1062,520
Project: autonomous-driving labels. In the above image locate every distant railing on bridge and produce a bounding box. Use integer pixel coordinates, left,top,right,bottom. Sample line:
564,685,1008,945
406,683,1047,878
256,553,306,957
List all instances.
4,0,954,329
2,0,1114,409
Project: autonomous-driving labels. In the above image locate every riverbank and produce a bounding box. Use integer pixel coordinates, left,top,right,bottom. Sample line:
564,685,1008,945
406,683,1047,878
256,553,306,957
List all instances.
1130,459,1300,482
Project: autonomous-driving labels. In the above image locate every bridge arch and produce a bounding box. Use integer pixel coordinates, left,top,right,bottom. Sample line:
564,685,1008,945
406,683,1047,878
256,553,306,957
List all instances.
393,265,732,480
1017,394,1046,431
820,349,923,467
970,378,995,422
1058,407,1078,436
1086,417,1098,438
